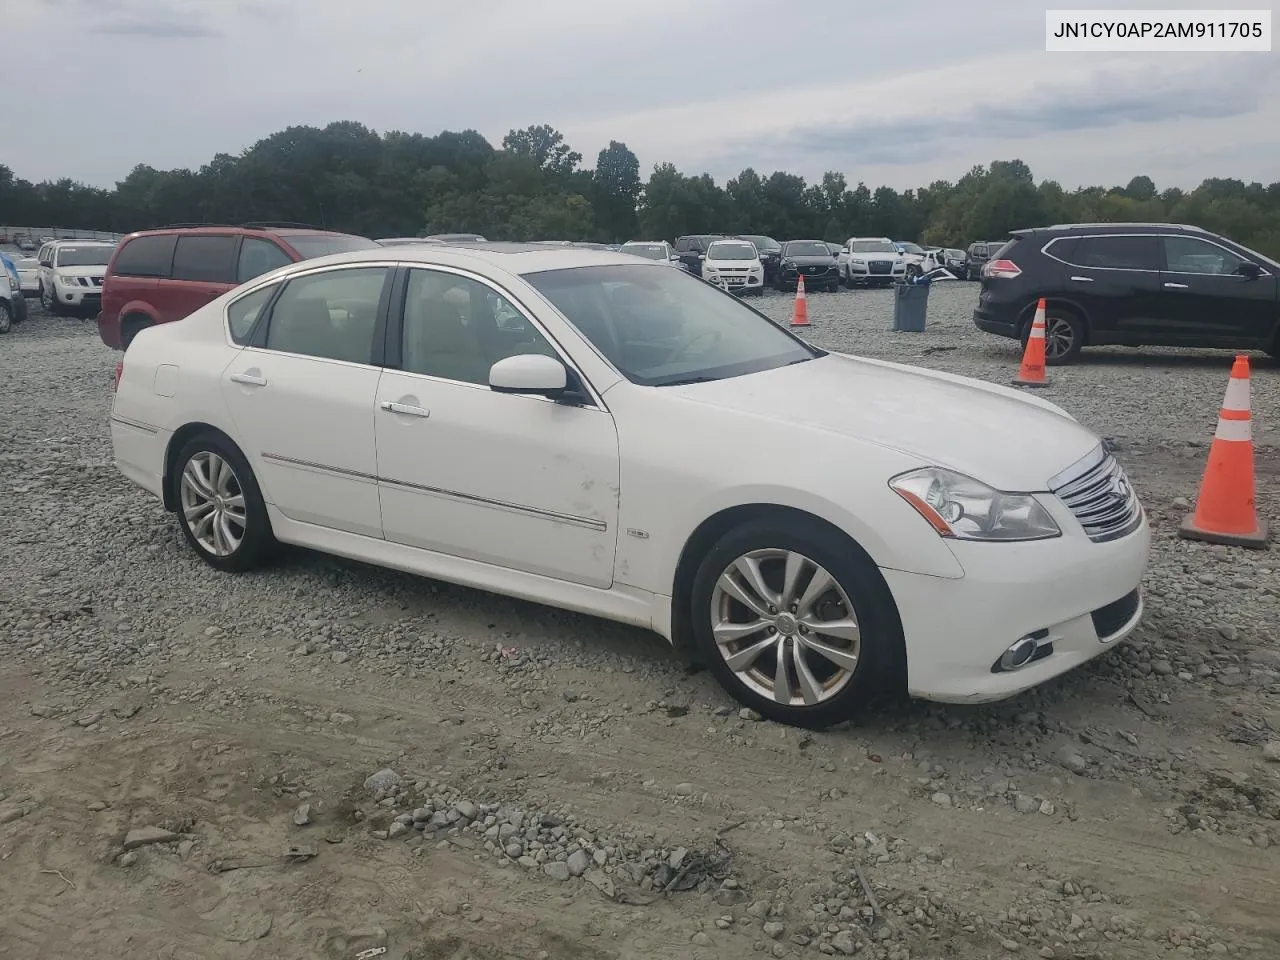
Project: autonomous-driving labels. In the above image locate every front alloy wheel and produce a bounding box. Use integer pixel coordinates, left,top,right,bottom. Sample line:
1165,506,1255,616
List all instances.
691,518,902,728
711,549,861,707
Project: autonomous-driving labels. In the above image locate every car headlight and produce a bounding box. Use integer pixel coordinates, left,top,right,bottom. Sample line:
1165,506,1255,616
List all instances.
889,467,1060,542
56,273,82,286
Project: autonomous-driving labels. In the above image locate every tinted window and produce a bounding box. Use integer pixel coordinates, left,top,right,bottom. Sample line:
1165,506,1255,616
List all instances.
111,235,176,278
1163,236,1249,275
782,242,832,257
1067,236,1159,270
401,270,558,386
852,240,895,253
171,235,237,283
265,267,388,364
237,237,293,282
227,284,277,345
278,234,380,259
524,264,817,387
55,245,113,267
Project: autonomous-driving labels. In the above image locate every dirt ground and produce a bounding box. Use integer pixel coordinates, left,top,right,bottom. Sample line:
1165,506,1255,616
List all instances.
2,301,1279,960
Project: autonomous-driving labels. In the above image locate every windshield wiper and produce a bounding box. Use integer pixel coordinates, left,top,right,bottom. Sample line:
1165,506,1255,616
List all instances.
656,375,722,386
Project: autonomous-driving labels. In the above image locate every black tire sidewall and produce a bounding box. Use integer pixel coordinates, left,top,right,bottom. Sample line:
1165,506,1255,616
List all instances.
173,433,275,572
0,301,11,333
690,518,903,729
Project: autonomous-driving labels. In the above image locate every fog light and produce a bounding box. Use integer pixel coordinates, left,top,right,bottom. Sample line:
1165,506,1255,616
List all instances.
993,630,1053,673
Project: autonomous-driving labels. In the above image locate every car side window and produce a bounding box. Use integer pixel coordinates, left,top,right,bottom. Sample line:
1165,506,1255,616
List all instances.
171,235,237,283
265,267,389,364
237,237,293,283
1163,236,1249,276
1070,236,1159,271
111,234,176,278
227,284,277,345
400,269,558,386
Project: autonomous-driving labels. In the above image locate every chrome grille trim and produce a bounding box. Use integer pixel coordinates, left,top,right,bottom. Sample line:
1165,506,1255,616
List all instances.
1048,444,1142,543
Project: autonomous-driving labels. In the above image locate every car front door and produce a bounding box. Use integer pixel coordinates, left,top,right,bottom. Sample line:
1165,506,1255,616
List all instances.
374,266,620,589
220,264,393,539
1053,234,1164,344
1157,234,1277,347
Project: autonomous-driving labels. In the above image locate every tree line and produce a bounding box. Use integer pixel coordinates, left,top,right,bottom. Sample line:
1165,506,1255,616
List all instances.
3,120,1278,257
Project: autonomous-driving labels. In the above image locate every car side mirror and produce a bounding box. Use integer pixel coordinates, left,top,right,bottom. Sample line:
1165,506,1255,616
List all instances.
698,254,706,260
39,259,51,268
1236,261,1262,279
489,353,569,399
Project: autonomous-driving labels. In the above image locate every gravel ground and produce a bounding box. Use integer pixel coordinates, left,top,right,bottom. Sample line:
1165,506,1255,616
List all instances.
1,286,1277,960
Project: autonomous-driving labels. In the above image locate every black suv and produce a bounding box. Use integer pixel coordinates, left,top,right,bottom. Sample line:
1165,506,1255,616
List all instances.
963,241,1004,280
972,223,1279,364
734,235,782,283
673,235,725,273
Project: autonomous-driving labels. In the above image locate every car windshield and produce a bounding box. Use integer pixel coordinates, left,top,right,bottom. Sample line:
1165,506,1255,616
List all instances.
281,234,381,258
897,242,924,254
54,245,113,267
622,243,668,260
524,264,819,387
783,241,831,258
707,242,757,260
737,235,780,253
851,240,895,253
945,249,964,258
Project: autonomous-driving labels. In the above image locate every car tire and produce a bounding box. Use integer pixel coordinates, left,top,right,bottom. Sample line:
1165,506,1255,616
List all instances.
0,300,11,334
690,516,904,729
120,315,151,351
172,433,276,573
1030,307,1085,366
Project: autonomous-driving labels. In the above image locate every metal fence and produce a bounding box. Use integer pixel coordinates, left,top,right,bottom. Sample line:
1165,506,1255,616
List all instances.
1,226,125,243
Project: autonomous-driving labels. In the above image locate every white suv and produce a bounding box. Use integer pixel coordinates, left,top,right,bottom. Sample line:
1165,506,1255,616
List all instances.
701,239,764,296
36,239,115,316
838,237,905,288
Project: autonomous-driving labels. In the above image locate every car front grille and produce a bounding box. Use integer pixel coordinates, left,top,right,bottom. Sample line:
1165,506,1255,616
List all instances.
1048,444,1143,543
868,261,893,274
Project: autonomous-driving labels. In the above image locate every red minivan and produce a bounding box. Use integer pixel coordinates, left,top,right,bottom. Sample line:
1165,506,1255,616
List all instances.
98,224,380,350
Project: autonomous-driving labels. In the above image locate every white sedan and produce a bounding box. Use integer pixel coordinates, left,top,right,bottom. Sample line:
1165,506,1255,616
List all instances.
110,244,1149,727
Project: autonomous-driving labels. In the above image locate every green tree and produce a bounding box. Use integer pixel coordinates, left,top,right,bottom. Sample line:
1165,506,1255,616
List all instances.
501,124,582,176
591,141,641,241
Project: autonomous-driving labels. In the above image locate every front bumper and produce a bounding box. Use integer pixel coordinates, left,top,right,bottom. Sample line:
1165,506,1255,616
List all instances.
55,282,103,310
883,499,1150,703
781,266,839,286
846,262,903,284
704,273,763,294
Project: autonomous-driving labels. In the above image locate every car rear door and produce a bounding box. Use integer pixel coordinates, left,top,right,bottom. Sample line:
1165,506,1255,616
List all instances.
1157,234,1277,347
157,234,238,324
1050,234,1163,344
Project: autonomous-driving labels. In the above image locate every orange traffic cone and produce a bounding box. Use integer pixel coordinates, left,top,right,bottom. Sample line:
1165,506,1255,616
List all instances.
791,274,810,327
1013,299,1048,387
1179,355,1269,548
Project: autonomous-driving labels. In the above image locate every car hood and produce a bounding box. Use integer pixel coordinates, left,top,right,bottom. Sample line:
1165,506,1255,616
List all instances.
782,255,837,267
56,265,107,278
667,353,1099,490
705,259,761,268
848,251,901,260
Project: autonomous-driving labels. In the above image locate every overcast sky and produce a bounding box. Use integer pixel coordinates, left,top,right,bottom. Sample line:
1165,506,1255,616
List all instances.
6,0,1278,192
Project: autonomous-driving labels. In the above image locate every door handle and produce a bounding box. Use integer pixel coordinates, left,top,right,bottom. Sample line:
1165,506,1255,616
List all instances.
230,372,267,386
1068,276,1094,282
1163,282,1188,289
379,401,429,418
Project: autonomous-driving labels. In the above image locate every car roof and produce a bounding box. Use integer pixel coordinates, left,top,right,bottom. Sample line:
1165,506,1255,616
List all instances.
119,226,356,239
1013,223,1209,236
277,242,655,276
47,238,114,245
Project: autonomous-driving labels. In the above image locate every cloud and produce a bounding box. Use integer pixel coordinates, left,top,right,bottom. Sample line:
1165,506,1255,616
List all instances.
3,0,1277,193
94,18,220,37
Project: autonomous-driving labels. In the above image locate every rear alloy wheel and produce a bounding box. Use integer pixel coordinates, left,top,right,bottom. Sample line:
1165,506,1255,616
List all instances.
174,435,275,572
1037,310,1084,365
692,520,901,728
